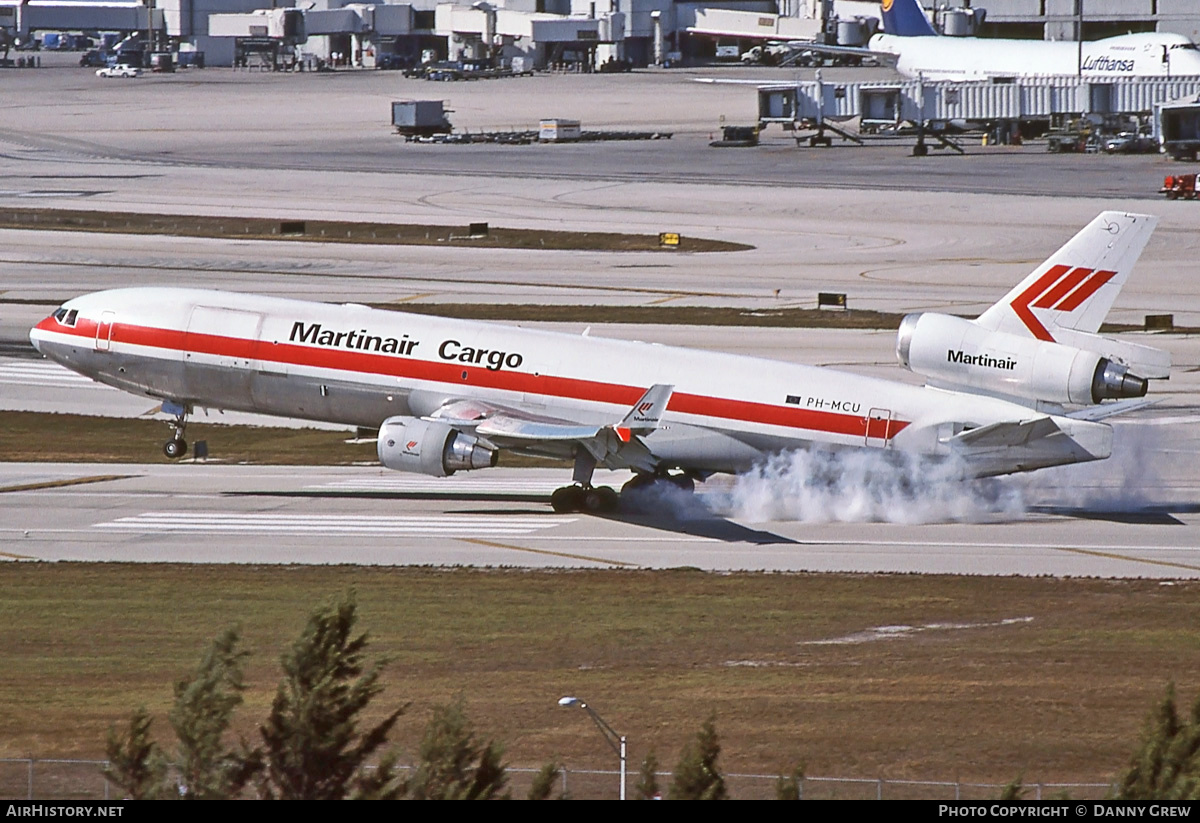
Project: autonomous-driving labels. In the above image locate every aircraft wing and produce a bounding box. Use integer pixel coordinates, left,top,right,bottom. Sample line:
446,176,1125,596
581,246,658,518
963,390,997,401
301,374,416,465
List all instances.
802,43,898,65
475,416,603,442
948,416,1062,449
944,413,1113,476
428,384,675,473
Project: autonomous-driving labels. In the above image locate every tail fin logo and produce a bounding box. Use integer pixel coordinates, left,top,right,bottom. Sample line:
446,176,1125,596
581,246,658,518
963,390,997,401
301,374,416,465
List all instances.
882,0,894,11
1011,264,1117,342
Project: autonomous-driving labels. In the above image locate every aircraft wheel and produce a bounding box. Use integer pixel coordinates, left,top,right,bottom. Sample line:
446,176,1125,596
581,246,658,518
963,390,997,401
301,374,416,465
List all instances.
622,473,693,495
668,474,695,494
163,438,188,459
550,485,584,513
620,474,654,494
582,486,619,513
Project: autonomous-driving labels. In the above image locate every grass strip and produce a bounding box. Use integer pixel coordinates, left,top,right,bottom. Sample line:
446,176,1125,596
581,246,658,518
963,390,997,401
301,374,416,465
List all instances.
381,302,912,328
0,564,1196,795
0,411,561,466
0,207,751,253
0,474,133,494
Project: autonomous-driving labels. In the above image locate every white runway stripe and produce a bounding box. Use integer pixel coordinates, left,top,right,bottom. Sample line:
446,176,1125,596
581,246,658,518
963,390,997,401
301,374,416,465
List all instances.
94,511,575,536
0,362,96,387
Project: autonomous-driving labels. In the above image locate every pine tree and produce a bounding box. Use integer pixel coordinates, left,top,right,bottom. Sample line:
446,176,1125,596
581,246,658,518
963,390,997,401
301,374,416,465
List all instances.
997,775,1027,801
103,706,168,800
407,698,510,800
349,749,407,800
527,760,564,800
256,592,406,800
169,627,259,799
669,714,728,800
635,751,661,800
1117,684,1200,800
776,763,805,800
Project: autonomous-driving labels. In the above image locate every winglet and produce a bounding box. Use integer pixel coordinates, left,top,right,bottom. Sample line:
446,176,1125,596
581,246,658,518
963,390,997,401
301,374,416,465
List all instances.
616,384,674,438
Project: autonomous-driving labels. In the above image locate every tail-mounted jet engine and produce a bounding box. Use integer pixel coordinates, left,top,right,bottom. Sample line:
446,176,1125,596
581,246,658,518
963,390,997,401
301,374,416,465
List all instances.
896,313,1148,405
377,416,497,477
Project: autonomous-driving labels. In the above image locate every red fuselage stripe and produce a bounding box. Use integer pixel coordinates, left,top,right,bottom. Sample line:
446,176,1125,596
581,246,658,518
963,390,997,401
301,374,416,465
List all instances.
37,318,911,440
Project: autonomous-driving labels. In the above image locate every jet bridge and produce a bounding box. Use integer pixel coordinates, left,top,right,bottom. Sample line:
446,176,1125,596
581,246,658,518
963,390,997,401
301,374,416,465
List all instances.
758,75,1200,142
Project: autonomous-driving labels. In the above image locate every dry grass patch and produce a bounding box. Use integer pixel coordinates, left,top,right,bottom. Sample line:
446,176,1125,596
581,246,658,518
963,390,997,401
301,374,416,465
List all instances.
0,565,1196,794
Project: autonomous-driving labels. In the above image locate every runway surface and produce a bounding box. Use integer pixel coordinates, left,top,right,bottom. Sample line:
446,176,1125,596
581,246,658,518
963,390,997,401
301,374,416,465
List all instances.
4,63,1200,578
3,458,1200,577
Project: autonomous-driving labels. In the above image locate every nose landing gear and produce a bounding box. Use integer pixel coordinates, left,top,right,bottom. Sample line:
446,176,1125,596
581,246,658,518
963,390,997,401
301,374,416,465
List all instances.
161,401,189,460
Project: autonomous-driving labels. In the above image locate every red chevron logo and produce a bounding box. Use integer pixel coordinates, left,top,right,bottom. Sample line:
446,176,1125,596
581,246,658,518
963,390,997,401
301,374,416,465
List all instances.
1011,264,1116,341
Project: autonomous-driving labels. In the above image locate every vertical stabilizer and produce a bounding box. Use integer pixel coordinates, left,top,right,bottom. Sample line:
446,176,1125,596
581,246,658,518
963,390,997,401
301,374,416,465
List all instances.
975,212,1158,341
880,0,938,37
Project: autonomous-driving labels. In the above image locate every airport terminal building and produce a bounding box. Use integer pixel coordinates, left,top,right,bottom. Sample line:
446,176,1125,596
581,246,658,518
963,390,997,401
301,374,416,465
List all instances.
2,0,1200,68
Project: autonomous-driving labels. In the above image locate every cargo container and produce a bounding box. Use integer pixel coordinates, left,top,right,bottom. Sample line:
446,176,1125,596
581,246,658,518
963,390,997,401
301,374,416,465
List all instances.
392,101,452,137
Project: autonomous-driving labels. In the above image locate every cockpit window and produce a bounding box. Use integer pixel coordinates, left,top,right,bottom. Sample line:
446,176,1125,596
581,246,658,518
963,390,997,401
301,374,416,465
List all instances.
53,308,78,327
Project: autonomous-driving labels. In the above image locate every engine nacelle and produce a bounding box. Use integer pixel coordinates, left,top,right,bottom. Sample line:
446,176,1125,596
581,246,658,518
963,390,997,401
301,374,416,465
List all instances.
377,415,497,477
897,313,1147,405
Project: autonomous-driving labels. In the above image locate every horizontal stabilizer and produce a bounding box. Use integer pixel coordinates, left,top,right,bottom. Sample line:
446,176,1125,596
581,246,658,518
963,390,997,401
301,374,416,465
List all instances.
1052,328,1171,379
1066,397,1159,422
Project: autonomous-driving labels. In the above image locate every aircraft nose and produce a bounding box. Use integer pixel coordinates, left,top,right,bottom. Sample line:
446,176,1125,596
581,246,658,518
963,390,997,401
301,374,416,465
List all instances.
29,319,49,355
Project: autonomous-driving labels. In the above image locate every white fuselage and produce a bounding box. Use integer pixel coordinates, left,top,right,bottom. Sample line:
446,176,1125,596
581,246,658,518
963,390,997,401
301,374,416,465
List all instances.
873,31,1200,81
29,287,1111,476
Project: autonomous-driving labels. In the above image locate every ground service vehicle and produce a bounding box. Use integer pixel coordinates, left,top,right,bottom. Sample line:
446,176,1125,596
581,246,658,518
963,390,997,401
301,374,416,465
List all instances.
96,64,141,78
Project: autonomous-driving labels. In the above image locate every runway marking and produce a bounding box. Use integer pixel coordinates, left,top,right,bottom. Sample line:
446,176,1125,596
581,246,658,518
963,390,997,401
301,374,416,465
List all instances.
92,511,576,537
0,475,134,494
1052,546,1200,574
459,538,639,567
0,361,96,389
391,292,439,303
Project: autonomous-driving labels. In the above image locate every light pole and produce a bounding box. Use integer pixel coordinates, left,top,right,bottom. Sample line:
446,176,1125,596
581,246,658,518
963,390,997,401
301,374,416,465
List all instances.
559,696,626,800
1076,0,1083,78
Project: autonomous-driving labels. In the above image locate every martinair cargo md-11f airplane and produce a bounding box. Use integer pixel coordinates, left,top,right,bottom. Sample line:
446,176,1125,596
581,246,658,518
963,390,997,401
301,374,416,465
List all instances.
30,212,1169,513
838,0,1200,81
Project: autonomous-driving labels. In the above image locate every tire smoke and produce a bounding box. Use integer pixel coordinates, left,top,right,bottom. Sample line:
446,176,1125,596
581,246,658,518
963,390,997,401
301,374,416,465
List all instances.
715,446,1026,524
1015,419,1179,513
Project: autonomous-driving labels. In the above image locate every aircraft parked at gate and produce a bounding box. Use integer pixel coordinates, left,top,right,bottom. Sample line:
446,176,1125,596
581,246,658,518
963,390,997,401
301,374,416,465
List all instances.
30,212,1168,513
825,0,1200,81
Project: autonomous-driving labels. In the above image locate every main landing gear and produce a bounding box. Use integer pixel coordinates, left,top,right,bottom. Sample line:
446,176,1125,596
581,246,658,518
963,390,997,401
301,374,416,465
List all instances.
550,484,620,513
162,401,189,460
549,451,697,514
550,450,617,513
